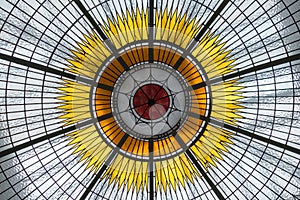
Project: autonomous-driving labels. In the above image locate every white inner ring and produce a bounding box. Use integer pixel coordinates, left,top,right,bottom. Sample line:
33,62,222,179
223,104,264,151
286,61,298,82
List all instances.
112,63,191,139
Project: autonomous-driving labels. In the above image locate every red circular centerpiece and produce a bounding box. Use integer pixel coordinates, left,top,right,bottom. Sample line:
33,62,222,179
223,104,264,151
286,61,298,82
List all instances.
133,84,170,120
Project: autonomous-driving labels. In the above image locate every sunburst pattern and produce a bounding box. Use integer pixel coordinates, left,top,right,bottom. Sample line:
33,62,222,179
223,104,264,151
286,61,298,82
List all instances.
58,80,91,125
1,1,299,199
102,9,149,48
67,33,111,78
156,9,201,48
67,125,112,172
58,7,243,193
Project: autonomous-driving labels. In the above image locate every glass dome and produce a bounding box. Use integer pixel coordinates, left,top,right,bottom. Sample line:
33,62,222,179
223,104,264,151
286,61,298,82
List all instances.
0,0,299,199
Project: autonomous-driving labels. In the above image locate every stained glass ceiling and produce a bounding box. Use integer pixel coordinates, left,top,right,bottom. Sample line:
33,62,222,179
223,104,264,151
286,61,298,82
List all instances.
0,0,300,199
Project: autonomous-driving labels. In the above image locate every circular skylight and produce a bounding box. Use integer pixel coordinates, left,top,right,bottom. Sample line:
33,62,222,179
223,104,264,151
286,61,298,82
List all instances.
0,0,299,199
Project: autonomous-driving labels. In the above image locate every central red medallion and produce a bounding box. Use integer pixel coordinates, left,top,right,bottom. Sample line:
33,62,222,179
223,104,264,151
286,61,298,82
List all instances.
133,84,170,120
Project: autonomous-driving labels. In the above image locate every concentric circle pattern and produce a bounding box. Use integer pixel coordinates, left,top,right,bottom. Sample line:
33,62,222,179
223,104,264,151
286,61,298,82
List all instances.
0,0,300,200
93,44,210,161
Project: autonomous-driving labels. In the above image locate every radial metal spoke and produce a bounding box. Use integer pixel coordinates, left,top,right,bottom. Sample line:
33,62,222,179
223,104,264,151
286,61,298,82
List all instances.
97,113,113,122
174,127,225,200
0,52,116,88
172,0,231,72
194,0,231,42
191,82,207,90
186,150,225,200
73,0,108,41
79,163,109,200
149,169,154,200
210,53,300,84
0,119,94,158
149,0,154,28
185,0,231,52
79,134,129,200
221,123,300,155
174,131,226,199
149,139,154,200
97,83,114,91
0,52,94,85
148,0,155,63
187,111,209,121
73,0,129,71
173,57,185,70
